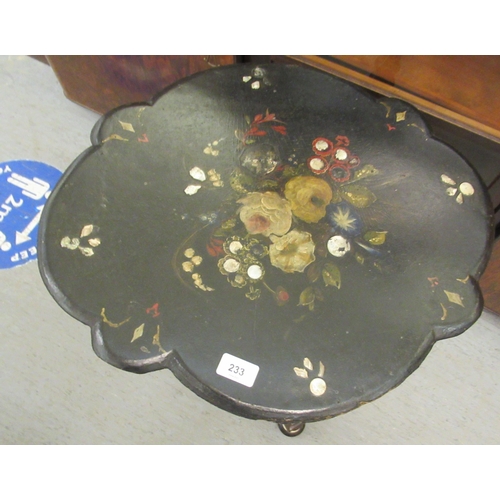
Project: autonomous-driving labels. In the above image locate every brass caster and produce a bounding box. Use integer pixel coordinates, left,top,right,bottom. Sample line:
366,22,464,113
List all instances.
278,421,305,437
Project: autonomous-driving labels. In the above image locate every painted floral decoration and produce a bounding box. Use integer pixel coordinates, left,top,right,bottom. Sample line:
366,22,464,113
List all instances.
326,202,363,237
284,176,333,223
308,135,360,182
238,191,292,237
269,230,316,273
178,111,390,313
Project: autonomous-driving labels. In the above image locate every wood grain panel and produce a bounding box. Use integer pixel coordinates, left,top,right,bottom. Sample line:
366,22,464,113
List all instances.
333,55,500,132
46,55,236,114
480,237,500,315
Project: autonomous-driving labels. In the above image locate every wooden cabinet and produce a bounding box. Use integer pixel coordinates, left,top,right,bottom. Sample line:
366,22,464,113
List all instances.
45,55,236,114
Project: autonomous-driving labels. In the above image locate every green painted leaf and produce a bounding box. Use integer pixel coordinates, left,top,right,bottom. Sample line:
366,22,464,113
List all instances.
213,218,238,238
322,263,341,289
298,286,315,310
330,189,343,204
257,179,279,190
351,164,379,182
340,185,377,208
307,262,321,283
281,165,300,179
229,168,256,193
221,218,237,230
245,287,261,300
364,231,387,245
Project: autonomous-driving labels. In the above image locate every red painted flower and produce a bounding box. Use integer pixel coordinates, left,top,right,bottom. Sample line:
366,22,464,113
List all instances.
335,135,350,147
308,135,359,180
332,147,351,164
347,155,360,169
275,286,290,306
329,165,350,183
307,155,330,174
312,137,334,156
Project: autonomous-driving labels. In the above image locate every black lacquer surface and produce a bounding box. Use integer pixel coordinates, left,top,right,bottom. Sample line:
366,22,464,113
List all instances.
38,64,493,423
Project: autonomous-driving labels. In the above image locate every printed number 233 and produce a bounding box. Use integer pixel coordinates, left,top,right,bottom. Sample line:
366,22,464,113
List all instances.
229,364,245,376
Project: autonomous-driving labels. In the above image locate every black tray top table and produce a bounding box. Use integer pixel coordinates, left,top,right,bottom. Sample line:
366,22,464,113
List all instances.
38,64,493,436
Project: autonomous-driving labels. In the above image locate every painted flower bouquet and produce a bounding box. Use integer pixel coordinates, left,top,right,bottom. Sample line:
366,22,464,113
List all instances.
179,111,388,312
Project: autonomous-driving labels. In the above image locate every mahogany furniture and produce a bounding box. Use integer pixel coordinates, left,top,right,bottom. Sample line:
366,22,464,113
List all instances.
45,55,236,114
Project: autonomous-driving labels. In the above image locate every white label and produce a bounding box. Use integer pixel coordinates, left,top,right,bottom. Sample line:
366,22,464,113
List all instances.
216,353,260,388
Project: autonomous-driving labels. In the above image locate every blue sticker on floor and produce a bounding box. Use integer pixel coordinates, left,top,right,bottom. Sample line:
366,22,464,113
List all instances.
0,160,62,269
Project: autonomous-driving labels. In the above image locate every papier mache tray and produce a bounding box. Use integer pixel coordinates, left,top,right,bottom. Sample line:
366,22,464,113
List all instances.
38,64,493,435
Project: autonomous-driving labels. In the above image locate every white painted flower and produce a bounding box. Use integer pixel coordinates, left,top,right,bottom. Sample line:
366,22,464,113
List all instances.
441,174,474,204
269,230,316,273
238,191,292,237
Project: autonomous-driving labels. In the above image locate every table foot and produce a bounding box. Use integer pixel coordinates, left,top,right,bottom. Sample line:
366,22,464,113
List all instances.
278,422,305,437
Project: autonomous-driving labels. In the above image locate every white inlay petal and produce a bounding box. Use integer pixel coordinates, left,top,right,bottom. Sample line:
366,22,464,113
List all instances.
223,258,240,273
247,264,263,280
441,174,456,185
335,148,348,161
189,167,206,181
309,157,326,171
229,241,243,254
327,235,351,257
310,378,327,396
185,185,202,195
459,182,474,196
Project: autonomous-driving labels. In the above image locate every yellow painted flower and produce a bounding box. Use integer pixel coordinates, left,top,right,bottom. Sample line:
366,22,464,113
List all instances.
237,191,292,237
284,176,333,223
269,230,316,273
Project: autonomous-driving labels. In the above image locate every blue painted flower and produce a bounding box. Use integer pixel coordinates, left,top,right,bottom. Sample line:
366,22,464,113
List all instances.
326,202,363,237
